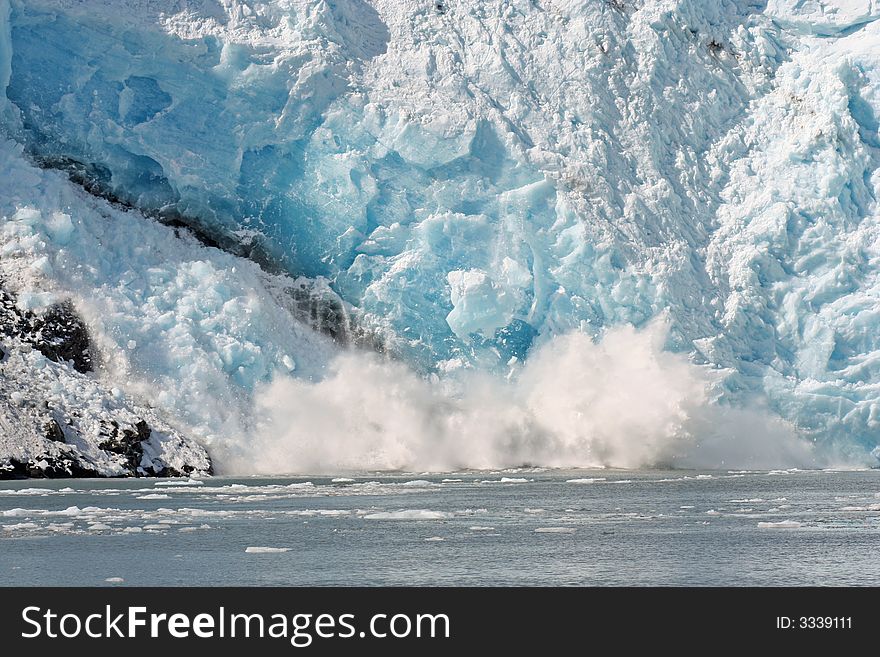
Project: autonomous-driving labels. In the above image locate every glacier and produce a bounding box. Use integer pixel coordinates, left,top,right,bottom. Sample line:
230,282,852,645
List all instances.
1,0,880,472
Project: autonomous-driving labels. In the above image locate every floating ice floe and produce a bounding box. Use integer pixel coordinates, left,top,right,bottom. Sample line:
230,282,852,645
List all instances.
757,520,802,529
362,510,453,520
2,522,38,531
245,546,291,553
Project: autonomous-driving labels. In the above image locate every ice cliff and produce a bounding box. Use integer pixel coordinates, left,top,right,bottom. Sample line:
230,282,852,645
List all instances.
1,0,880,472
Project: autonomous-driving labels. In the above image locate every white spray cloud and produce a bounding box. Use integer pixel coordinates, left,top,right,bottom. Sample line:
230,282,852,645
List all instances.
218,320,819,474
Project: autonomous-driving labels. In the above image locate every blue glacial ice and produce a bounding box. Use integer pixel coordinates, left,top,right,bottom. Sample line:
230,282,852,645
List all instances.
2,0,880,470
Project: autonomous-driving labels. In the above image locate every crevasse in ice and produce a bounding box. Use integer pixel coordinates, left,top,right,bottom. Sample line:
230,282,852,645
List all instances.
2,0,880,465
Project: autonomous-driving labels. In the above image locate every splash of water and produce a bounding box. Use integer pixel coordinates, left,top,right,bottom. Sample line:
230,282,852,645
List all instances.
217,321,819,474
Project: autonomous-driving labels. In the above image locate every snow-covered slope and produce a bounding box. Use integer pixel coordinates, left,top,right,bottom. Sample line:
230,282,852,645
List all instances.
0,333,212,478
0,241,211,477
2,0,880,470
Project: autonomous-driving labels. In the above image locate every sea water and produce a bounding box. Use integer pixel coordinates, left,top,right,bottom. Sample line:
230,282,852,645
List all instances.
1,469,879,586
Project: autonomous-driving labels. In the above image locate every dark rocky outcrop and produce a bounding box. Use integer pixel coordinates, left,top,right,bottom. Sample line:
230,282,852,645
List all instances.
1,453,100,479
98,419,158,476
43,416,67,443
0,286,93,372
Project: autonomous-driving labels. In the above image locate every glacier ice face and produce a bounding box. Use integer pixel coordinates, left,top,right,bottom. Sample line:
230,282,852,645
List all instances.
706,23,880,451
2,0,880,464
4,0,771,371
3,0,391,270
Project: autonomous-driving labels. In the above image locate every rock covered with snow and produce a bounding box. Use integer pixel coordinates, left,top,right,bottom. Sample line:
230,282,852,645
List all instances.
0,285,211,478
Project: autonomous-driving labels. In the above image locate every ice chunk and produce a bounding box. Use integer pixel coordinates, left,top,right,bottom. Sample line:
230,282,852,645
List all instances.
245,547,291,553
757,520,802,529
44,212,74,245
2,522,38,531
362,510,453,520
446,270,516,340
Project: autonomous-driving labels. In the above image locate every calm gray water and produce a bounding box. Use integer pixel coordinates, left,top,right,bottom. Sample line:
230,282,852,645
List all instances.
1,469,879,586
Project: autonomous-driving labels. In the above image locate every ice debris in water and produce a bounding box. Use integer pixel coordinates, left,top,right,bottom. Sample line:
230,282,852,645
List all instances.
757,520,802,529
362,510,453,520
245,546,291,553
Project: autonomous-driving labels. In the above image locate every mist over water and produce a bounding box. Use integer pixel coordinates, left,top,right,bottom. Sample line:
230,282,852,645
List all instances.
218,322,821,474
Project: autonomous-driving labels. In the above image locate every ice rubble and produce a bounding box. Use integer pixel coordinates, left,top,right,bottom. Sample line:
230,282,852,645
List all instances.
1,0,880,469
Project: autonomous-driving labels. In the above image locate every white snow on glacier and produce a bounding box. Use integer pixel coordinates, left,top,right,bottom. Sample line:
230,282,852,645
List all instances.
2,0,880,470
